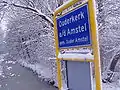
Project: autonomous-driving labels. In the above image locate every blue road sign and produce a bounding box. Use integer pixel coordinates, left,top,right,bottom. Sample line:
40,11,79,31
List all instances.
57,3,91,48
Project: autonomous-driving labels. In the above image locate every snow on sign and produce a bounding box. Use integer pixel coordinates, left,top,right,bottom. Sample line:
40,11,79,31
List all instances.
57,3,91,48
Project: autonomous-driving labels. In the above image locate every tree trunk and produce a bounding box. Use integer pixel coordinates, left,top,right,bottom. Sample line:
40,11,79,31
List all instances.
109,53,120,71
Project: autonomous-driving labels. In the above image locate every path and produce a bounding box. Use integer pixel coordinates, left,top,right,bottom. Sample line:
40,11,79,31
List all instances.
0,55,58,90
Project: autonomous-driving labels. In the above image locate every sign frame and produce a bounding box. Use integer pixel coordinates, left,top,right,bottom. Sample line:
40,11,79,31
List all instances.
53,0,102,90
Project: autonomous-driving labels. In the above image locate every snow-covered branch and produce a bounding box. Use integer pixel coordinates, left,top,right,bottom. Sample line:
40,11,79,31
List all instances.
0,1,54,27
12,4,54,27
41,0,53,14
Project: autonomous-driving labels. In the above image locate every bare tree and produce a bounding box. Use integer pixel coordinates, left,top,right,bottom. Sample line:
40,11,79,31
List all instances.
0,0,55,27
0,0,59,85
96,0,120,83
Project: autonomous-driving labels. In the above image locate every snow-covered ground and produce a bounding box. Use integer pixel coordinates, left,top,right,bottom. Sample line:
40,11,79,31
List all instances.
102,82,120,90
0,54,57,90
1,53,120,90
18,59,120,90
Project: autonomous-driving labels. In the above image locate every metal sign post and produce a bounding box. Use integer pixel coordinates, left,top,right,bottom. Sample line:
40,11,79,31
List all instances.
53,0,102,90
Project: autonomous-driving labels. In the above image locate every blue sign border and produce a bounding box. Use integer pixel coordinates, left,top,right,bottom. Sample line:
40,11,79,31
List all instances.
56,3,92,48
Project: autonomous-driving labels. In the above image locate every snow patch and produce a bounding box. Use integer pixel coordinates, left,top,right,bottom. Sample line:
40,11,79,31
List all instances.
18,59,53,82
60,82,120,90
0,66,3,76
61,87,68,90
58,49,94,60
102,82,120,90
10,73,16,77
6,66,12,70
0,54,6,76
5,61,16,64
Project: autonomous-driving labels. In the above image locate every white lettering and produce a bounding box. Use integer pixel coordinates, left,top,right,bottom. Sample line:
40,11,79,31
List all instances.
58,11,86,27
84,23,87,31
59,23,87,37
62,30,66,37
75,15,78,21
71,16,75,22
75,27,79,33
80,12,85,19
66,39,74,44
59,32,62,37
60,41,65,45
81,25,84,32
67,29,71,35
75,36,88,43
59,21,62,27
71,28,75,34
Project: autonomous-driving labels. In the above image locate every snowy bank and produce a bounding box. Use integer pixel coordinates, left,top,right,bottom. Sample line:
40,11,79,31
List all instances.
18,59,57,86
